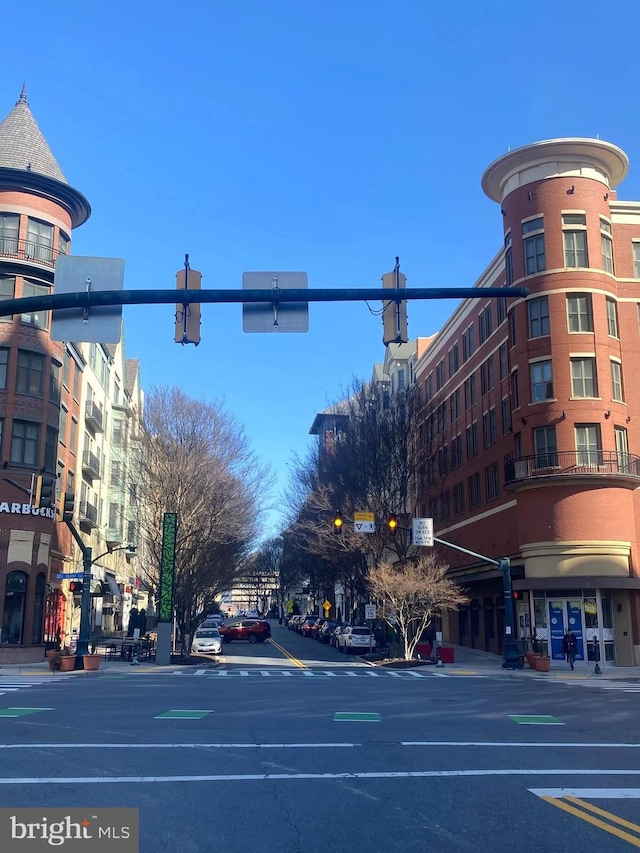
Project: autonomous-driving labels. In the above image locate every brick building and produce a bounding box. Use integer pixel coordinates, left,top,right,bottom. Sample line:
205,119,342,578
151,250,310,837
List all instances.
414,138,640,668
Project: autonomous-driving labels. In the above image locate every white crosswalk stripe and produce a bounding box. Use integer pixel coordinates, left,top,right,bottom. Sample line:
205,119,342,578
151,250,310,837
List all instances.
0,675,72,697
175,668,435,678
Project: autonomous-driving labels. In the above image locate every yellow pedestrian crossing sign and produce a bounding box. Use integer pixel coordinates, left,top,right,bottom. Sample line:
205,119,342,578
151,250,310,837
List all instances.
285,600,294,613
323,600,332,614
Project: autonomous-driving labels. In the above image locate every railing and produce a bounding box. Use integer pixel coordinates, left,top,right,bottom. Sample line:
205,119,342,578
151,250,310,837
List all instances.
84,401,104,431
505,450,640,485
79,500,98,527
81,449,101,479
0,237,62,269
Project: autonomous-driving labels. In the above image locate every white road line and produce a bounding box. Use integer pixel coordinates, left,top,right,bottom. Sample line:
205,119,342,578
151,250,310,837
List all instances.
0,742,358,749
530,788,640,798
402,741,640,748
3,769,640,785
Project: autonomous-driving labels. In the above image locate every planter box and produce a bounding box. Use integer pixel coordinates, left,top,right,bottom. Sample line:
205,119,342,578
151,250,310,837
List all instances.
59,655,77,672
526,652,541,669
82,654,100,671
534,656,551,672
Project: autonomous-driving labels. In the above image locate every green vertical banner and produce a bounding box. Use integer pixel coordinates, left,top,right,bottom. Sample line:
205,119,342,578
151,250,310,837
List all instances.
158,512,177,623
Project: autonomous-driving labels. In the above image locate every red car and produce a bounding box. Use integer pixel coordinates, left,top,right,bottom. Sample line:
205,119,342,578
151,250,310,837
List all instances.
218,618,271,644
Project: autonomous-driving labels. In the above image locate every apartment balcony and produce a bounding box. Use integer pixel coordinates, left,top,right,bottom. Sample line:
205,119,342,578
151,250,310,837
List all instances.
81,449,101,480
85,401,104,432
0,237,62,270
504,450,640,490
79,499,98,529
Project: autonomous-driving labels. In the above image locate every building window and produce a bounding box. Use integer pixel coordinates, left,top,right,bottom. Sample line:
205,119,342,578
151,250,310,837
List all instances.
59,407,68,446
70,418,78,454
26,218,53,262
610,360,624,402
567,293,593,333
499,343,508,380
45,426,57,472
448,343,459,377
0,275,14,323
633,243,640,278
505,232,513,286
501,397,511,434
480,356,495,396
606,298,619,338
508,310,517,346
571,357,598,397
600,218,614,274
49,361,61,404
424,374,433,404
497,294,506,325
485,462,500,500
479,306,493,344
528,296,550,338
453,482,465,516
615,426,630,471
468,473,481,509
462,324,475,361
0,348,8,389
562,213,588,267
58,231,70,256
530,359,554,402
511,369,520,409
522,217,545,275
16,351,44,397
10,420,39,466
436,358,446,390
575,423,602,466
449,388,461,423
0,213,19,254
1,571,27,644
21,280,49,329
464,375,477,410
466,422,478,458
451,434,463,468
440,490,451,522
482,408,497,448
534,426,558,468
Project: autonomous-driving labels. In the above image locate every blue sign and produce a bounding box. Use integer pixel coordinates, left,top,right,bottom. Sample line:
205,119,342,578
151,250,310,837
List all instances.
566,602,584,660
56,573,84,580
549,601,566,660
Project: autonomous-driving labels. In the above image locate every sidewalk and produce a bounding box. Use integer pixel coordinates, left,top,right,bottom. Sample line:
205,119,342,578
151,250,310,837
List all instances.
431,644,640,683
0,657,212,677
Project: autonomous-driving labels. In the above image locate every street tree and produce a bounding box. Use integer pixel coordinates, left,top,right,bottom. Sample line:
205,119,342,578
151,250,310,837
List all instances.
367,553,468,660
134,386,273,650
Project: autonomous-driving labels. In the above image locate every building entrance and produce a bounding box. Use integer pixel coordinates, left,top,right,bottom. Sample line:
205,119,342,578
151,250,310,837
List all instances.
548,599,585,664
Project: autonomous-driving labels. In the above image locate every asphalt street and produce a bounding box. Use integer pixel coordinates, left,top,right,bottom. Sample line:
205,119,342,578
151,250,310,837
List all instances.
0,624,639,852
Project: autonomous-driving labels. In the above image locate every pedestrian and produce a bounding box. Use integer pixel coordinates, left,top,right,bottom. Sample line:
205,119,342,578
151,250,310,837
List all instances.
562,628,578,670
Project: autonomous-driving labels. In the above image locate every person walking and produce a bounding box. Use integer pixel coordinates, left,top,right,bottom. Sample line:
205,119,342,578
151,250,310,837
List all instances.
562,628,578,670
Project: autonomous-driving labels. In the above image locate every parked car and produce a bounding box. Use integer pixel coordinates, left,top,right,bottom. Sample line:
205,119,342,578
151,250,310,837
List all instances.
199,614,223,629
318,620,339,644
330,624,349,648
338,626,376,653
218,618,271,644
191,627,223,655
300,615,319,637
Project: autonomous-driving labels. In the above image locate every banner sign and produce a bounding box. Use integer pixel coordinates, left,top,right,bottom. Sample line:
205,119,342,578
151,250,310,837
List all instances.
158,512,177,623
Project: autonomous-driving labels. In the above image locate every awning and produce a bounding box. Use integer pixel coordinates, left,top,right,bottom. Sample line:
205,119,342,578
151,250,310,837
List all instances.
105,574,121,597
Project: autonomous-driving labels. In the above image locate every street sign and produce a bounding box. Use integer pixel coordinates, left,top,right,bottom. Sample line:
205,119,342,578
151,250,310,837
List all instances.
56,573,84,580
412,517,434,546
365,604,376,620
354,511,375,533
242,271,309,332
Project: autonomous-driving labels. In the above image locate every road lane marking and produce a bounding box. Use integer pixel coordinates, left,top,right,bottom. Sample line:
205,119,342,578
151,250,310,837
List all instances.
403,741,640,748
0,708,52,717
2,768,640,785
530,788,640,797
267,638,307,669
334,712,380,722
539,794,640,847
154,710,213,719
0,742,359,749
509,715,564,725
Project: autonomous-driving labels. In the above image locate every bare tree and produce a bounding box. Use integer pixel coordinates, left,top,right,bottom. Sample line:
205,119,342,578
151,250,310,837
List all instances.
134,386,274,650
367,554,468,660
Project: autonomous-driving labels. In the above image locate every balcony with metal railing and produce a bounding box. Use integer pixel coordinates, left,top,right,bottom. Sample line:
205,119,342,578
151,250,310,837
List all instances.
504,450,640,488
0,237,62,270
79,499,98,529
84,401,104,432
81,449,101,480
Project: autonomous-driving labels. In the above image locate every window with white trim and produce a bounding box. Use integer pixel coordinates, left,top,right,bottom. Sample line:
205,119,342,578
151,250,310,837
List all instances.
633,242,640,278
530,360,553,402
610,359,624,402
522,217,545,275
562,213,588,267
575,423,602,466
567,293,593,333
528,296,550,338
606,298,618,338
571,357,598,397
0,213,18,254
600,218,614,274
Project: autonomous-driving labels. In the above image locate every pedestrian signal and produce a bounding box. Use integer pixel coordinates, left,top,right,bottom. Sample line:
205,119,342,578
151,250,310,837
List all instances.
69,581,83,594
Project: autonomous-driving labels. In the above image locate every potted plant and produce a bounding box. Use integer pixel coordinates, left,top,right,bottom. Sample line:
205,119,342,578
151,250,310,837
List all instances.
534,655,551,672
47,651,61,672
58,648,77,672
82,653,100,671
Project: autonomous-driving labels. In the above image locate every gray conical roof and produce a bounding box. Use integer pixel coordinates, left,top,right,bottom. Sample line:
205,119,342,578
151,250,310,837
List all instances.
0,84,67,182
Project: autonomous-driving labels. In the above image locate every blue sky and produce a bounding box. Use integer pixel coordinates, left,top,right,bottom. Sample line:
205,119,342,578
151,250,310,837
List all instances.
5,0,640,536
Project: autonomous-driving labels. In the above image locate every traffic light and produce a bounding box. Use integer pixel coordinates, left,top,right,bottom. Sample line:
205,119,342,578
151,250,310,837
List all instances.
333,511,343,535
62,492,75,522
69,581,83,595
35,475,55,509
388,514,399,535
175,263,202,346
381,266,408,346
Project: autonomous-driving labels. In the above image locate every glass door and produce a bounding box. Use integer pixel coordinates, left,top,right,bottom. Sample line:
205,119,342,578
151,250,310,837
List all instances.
548,600,566,660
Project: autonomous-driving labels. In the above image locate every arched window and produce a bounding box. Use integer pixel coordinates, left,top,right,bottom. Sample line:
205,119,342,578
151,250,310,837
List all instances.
31,572,46,644
2,571,28,644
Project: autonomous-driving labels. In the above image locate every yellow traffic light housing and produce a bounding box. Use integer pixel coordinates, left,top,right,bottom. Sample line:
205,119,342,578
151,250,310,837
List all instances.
333,511,343,535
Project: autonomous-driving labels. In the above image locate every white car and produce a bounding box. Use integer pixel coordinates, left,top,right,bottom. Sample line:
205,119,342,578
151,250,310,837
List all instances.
338,626,376,653
191,628,223,655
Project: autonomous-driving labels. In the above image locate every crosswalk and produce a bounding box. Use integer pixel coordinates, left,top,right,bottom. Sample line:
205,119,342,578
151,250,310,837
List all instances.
0,675,72,696
174,668,443,679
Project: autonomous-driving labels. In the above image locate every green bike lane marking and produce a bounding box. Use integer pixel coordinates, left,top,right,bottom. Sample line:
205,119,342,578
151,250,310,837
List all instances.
509,715,564,725
154,710,213,719
334,712,380,722
0,708,52,718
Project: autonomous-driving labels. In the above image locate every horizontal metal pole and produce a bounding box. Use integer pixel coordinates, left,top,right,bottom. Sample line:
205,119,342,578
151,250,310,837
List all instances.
0,285,529,317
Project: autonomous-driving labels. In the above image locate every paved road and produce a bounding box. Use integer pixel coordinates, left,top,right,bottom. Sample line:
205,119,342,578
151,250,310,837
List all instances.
0,625,639,852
